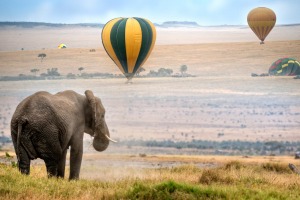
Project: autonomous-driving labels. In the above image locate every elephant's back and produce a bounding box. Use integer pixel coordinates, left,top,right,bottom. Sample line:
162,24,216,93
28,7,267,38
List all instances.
11,91,59,126
11,92,50,123
11,90,83,128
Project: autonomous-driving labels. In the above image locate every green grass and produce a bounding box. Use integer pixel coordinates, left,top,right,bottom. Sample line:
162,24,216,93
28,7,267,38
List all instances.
0,161,299,200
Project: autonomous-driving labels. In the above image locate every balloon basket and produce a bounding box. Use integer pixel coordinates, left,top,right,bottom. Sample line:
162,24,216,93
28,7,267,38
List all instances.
125,79,133,84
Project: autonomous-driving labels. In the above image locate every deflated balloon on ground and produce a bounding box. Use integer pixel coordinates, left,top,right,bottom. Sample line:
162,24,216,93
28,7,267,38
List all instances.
269,58,300,76
58,44,67,49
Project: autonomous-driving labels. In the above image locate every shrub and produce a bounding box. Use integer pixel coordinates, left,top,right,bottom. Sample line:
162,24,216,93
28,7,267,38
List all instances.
126,180,227,200
139,153,147,157
199,169,234,184
224,161,245,170
170,165,201,173
261,163,291,174
66,73,76,79
146,68,173,77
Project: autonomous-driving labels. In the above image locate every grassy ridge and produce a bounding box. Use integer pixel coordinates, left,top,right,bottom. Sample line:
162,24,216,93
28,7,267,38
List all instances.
0,161,300,200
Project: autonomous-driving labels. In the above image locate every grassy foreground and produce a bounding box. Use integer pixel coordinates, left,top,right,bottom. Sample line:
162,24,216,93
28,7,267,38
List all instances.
0,160,300,200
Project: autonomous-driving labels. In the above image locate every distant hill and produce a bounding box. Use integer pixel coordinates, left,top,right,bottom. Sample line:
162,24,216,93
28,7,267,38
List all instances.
157,21,200,28
0,22,104,28
0,21,201,28
0,21,299,29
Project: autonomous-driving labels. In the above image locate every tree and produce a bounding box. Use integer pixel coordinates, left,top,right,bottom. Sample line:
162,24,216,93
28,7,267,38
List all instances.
30,68,39,76
47,68,60,76
158,68,173,76
66,73,76,79
78,67,84,76
146,68,173,77
180,65,188,76
38,53,47,62
136,67,146,76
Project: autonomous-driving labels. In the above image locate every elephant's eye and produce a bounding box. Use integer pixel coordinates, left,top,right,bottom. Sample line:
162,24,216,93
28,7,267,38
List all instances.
101,114,105,118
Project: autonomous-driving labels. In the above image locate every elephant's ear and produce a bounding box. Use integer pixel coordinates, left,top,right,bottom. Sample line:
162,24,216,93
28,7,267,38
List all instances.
85,90,96,131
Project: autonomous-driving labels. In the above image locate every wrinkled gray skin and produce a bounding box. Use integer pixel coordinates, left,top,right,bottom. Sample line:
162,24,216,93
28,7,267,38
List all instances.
11,90,111,180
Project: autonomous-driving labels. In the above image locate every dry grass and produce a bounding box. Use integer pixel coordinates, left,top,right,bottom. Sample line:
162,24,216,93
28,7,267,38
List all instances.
1,41,300,77
79,154,299,183
1,155,300,199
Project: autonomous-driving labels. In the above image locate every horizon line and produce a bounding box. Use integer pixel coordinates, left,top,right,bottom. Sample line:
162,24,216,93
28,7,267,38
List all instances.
1,21,300,27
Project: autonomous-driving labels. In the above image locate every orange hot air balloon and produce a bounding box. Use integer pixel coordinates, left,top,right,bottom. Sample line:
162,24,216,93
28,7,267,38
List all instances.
247,7,276,44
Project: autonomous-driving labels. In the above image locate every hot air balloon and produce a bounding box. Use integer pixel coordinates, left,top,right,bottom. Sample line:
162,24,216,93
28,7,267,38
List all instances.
269,58,300,76
101,17,156,80
58,44,67,49
247,7,276,44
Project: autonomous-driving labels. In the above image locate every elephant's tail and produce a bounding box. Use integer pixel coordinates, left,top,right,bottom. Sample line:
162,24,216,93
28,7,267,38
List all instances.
16,121,24,161
16,119,38,160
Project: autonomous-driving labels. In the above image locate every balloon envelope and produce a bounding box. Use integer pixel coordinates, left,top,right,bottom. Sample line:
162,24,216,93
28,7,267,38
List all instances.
269,58,300,76
101,17,156,80
247,7,276,44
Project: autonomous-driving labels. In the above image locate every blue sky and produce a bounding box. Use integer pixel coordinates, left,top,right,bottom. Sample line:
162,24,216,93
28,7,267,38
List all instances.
0,0,299,25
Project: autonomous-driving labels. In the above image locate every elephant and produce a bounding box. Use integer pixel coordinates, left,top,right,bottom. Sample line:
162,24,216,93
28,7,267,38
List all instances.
10,90,116,180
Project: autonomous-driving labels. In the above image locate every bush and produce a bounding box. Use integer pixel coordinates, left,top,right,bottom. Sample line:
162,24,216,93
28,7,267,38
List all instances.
261,163,291,174
170,165,201,173
199,169,234,184
146,68,173,77
66,73,76,79
224,161,245,170
126,180,227,200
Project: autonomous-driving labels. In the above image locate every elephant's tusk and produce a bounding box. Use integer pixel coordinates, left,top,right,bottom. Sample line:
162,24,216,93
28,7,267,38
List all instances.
105,134,118,143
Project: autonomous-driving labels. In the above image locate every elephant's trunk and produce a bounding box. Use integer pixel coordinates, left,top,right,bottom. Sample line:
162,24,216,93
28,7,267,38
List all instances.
93,136,109,151
92,123,110,152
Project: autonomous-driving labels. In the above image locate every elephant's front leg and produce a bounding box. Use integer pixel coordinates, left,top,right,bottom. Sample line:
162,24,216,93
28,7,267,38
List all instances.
69,136,83,180
44,159,58,178
57,148,68,178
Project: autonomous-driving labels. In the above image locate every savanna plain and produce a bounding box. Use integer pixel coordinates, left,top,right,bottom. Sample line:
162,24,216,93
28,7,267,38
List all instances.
0,25,300,199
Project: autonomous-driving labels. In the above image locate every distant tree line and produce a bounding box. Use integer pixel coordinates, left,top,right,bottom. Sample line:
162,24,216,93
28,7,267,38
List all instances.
119,139,300,156
0,68,62,81
0,65,195,81
143,65,193,77
1,136,299,156
146,68,174,77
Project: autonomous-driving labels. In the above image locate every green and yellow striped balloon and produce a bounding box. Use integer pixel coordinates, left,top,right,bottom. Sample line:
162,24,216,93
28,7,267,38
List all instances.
269,58,300,76
101,17,156,80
